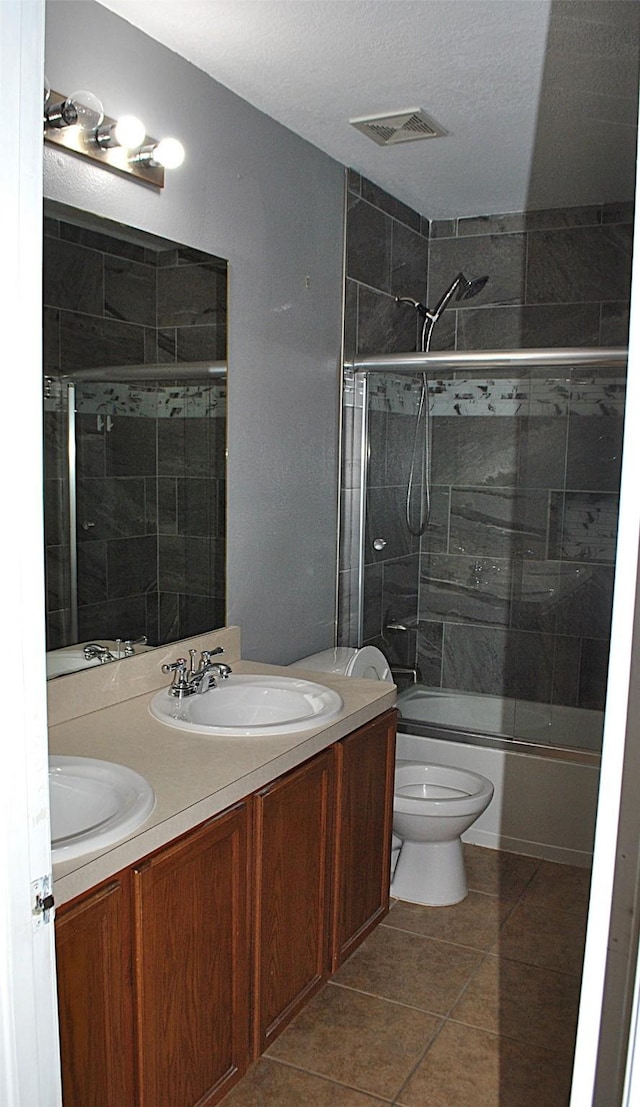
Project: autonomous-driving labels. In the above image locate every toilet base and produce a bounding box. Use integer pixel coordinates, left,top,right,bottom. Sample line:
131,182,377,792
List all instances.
390,837,468,906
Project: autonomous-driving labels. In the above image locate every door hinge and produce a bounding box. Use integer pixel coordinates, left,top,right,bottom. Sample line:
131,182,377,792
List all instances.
32,875,55,929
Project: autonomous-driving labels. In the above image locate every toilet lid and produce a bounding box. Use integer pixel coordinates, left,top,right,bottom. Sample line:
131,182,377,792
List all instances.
346,646,393,682
291,647,358,675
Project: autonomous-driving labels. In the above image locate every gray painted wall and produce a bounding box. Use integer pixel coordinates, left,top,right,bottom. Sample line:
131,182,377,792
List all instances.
43,0,345,663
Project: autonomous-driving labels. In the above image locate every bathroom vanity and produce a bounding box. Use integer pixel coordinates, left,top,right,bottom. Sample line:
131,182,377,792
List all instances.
48,627,396,1107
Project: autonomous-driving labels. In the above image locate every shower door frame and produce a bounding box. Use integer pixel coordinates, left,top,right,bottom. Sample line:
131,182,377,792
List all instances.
51,361,227,650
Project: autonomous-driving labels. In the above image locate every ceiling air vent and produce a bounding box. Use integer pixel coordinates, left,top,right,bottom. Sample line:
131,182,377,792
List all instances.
349,108,447,146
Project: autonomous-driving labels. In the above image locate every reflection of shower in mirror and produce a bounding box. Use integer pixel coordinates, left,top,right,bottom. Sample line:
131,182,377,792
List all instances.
43,201,228,676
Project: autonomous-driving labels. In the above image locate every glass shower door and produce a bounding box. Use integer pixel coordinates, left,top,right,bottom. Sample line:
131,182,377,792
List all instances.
340,355,626,756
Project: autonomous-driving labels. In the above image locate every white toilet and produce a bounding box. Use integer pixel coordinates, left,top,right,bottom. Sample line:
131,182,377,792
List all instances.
290,645,494,908
392,763,494,906
290,645,394,682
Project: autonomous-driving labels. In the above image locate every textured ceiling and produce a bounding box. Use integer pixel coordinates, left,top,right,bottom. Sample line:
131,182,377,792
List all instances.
97,0,640,220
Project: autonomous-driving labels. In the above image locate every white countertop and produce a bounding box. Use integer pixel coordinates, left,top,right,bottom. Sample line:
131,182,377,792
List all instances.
48,629,396,906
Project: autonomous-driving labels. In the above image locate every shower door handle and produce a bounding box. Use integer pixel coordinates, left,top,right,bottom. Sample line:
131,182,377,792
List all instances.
372,538,387,551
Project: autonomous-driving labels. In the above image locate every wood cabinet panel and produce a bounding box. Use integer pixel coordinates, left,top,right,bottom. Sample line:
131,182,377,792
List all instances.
331,709,396,970
56,877,134,1107
253,750,333,1055
132,803,250,1107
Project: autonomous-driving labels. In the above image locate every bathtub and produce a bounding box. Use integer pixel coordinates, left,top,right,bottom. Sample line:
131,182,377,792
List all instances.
397,685,604,753
395,687,601,867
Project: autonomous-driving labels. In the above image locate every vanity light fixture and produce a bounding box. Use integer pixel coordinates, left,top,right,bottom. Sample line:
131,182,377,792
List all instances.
131,136,186,170
43,84,185,188
95,114,146,151
45,88,104,132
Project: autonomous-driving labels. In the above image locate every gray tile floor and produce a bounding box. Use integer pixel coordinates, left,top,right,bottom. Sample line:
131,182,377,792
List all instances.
223,845,590,1106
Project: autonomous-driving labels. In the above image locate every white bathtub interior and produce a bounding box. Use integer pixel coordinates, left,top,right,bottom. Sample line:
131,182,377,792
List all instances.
397,685,604,753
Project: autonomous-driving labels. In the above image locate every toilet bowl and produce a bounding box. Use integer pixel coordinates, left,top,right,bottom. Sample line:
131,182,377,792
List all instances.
391,762,494,906
289,645,494,907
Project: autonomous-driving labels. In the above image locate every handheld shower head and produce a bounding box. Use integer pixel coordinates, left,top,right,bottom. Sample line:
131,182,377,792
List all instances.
455,273,489,301
431,271,489,318
395,272,490,354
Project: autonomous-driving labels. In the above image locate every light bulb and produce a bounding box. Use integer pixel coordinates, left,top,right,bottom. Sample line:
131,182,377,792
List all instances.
153,137,185,169
67,89,104,133
113,115,146,149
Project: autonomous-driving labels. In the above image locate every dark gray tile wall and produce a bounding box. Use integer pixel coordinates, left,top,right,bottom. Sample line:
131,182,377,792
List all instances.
341,173,429,673
415,377,622,714
43,217,227,649
345,171,430,359
428,203,633,352
341,176,631,733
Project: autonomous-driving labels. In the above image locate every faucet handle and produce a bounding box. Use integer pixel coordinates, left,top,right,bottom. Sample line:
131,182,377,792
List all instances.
161,655,187,673
162,658,192,698
162,657,187,674
201,646,224,664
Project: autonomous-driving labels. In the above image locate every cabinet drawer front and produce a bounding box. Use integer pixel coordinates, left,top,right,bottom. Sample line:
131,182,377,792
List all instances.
132,805,250,1107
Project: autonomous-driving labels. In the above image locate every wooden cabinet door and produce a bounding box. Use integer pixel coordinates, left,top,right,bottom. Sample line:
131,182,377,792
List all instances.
253,750,333,1055
331,709,396,970
132,803,250,1107
56,877,134,1107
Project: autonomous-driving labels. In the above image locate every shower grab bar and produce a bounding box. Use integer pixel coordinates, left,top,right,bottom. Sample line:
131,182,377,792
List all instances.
390,666,421,684
345,347,627,374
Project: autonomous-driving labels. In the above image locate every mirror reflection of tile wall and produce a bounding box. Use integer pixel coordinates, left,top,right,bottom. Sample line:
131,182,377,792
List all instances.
43,213,227,650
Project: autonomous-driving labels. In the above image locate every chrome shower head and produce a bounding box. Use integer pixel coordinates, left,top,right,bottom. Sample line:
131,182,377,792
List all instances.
396,273,490,353
455,273,489,301
431,271,489,319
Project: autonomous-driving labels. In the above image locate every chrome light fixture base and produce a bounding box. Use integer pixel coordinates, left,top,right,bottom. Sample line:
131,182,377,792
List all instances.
44,89,166,188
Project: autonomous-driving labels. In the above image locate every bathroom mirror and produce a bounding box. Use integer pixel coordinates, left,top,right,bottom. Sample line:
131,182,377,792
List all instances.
43,200,228,677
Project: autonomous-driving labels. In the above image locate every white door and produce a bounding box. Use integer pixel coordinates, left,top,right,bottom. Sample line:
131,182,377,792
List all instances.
569,93,640,1105
0,2,62,1104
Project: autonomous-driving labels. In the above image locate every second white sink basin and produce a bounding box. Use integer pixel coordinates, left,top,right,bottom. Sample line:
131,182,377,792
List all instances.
149,674,344,736
46,649,102,679
49,756,155,863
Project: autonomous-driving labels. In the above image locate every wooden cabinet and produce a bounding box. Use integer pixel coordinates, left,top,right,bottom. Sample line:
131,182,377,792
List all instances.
252,710,396,1049
56,877,134,1107
133,803,250,1107
331,710,396,970
55,710,396,1105
56,802,250,1107
252,750,333,1054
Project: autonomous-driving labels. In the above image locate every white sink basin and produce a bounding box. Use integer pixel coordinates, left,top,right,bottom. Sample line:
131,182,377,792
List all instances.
49,756,155,863
149,674,344,736
46,650,102,679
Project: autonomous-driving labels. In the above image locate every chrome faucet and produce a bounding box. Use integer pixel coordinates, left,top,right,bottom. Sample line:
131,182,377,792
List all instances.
83,642,116,663
162,646,232,698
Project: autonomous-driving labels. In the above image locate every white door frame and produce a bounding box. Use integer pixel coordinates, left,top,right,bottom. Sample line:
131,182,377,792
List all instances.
0,2,62,1104
2,2,640,1104
569,95,640,1104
